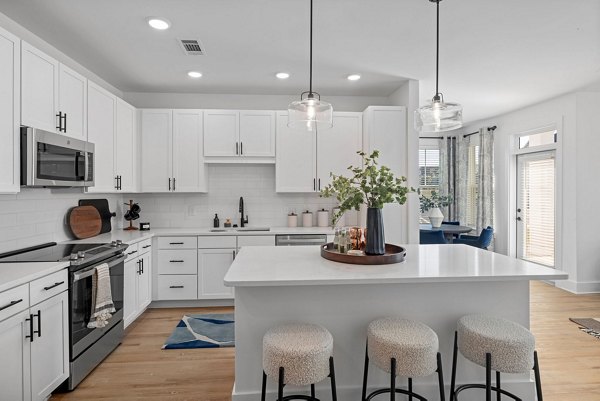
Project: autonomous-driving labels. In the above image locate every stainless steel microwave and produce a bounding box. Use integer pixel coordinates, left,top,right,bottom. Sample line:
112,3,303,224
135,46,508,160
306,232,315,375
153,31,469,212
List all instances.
20,127,94,187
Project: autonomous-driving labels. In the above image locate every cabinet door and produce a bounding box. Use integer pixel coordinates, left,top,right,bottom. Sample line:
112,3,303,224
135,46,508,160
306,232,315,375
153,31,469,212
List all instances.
21,41,59,133
137,253,152,311
123,258,138,328
203,110,239,157
239,111,275,157
87,81,117,193
0,310,31,401
317,112,362,190
58,64,87,140
173,110,207,192
0,27,20,194
275,112,317,192
115,99,137,192
141,109,172,192
30,291,69,401
198,249,235,299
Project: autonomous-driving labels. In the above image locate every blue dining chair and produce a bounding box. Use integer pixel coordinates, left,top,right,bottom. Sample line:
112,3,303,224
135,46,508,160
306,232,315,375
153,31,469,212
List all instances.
420,230,448,244
454,226,494,250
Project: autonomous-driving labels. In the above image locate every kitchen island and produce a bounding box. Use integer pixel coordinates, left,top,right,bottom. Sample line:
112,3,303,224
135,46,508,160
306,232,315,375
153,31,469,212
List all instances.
224,244,567,401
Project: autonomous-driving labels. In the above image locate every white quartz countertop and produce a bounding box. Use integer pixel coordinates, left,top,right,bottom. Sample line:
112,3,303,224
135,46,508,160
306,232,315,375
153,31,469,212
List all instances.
224,244,568,287
0,261,69,293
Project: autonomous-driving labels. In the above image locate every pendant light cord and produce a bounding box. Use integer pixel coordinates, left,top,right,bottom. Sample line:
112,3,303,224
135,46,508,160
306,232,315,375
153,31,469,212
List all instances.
309,0,313,95
435,0,440,96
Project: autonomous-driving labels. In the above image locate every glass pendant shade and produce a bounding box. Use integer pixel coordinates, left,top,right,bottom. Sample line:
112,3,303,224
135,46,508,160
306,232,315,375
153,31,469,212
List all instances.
415,96,463,132
288,93,333,131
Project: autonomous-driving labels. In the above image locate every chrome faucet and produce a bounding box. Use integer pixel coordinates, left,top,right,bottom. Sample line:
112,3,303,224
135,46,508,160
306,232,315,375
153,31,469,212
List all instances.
239,197,249,228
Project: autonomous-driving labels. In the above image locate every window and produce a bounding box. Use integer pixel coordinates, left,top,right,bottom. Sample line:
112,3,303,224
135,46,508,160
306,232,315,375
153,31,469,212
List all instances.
419,144,440,223
518,130,557,150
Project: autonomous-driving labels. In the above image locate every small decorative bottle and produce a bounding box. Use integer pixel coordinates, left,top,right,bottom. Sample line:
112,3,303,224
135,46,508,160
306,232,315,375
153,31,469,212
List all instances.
339,229,347,253
333,228,340,252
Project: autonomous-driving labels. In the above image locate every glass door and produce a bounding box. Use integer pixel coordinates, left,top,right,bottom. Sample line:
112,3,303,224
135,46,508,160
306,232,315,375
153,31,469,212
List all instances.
516,151,555,266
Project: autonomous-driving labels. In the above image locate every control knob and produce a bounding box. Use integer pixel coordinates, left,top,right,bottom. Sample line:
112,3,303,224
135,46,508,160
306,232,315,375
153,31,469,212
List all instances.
69,253,78,261
77,251,85,259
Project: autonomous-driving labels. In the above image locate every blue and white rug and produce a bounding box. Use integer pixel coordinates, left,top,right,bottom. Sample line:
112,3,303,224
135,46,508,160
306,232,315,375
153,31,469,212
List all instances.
162,313,235,349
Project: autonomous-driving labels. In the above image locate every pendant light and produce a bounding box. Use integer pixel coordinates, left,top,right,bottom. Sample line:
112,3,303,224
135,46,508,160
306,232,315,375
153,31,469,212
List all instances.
288,0,333,131
415,0,462,132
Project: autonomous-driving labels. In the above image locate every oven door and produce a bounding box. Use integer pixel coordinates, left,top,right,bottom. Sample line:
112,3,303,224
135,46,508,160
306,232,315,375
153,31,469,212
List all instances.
70,254,125,359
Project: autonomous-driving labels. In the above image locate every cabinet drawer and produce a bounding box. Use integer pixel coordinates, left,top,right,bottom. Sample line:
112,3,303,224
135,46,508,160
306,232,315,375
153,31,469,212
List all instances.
0,284,30,321
138,238,152,254
158,250,198,275
124,243,139,262
157,275,197,300
29,269,68,306
198,235,237,249
158,236,198,249
237,235,275,247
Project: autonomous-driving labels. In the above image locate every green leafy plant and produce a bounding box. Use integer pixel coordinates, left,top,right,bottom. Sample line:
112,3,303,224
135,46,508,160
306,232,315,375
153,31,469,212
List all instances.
320,150,414,224
419,190,453,213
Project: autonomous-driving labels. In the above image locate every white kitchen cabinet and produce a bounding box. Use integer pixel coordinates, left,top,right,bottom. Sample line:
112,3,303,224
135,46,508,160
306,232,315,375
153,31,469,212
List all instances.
198,249,235,299
30,291,69,401
137,252,152,312
58,64,87,140
21,41,59,133
276,112,361,193
87,81,116,192
124,241,152,328
123,257,138,327
204,110,275,160
0,27,20,194
115,99,137,192
140,109,206,192
0,309,31,401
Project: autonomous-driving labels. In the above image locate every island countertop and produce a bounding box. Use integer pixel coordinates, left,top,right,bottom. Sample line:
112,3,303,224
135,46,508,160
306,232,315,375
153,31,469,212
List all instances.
224,244,568,287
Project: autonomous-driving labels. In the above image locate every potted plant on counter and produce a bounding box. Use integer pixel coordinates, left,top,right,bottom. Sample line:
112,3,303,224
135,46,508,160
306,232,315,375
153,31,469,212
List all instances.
419,190,453,228
321,150,413,255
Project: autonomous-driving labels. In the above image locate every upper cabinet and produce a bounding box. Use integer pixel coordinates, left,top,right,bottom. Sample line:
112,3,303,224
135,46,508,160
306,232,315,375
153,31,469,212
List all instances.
204,110,275,162
87,81,116,193
140,109,207,193
0,27,20,194
115,99,137,192
276,112,362,193
21,42,87,139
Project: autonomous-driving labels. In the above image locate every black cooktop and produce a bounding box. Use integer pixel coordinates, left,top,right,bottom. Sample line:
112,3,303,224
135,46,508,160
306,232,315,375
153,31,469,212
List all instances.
0,242,105,263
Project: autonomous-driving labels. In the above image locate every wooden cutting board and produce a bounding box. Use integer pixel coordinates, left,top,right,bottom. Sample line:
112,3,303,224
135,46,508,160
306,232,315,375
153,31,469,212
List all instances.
67,206,102,239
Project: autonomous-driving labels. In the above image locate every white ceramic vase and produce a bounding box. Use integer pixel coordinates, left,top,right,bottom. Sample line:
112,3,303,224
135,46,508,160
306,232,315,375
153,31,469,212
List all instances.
428,207,444,228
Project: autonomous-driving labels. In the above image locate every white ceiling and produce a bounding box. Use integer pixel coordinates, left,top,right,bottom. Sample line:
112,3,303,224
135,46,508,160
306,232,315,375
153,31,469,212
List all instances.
1,0,599,123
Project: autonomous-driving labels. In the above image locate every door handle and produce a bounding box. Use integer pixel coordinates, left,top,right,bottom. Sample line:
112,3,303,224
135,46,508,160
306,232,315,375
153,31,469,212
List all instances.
313,178,316,191
117,175,122,190
169,242,184,245
43,281,64,291
173,178,176,191
318,178,321,191
25,314,34,342
33,310,41,338
141,258,144,274
169,285,184,289
169,260,184,263
168,178,171,191
63,113,67,133
240,142,243,155
516,217,522,221
136,260,141,275
235,142,239,155
56,112,63,132
0,298,23,311
232,250,236,260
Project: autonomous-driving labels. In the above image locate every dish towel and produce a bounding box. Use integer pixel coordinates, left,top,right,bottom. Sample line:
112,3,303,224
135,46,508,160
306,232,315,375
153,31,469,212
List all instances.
87,263,116,329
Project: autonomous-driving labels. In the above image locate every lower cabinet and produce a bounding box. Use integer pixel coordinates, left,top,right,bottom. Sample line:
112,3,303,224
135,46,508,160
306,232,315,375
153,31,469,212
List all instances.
123,240,152,328
0,309,31,401
198,249,235,299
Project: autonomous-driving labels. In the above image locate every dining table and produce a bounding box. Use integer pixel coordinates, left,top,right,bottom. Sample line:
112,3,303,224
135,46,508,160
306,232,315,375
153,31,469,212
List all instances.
419,223,473,242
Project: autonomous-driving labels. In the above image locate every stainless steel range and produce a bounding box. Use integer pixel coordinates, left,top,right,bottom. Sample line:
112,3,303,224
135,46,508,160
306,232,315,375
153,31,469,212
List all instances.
0,240,128,390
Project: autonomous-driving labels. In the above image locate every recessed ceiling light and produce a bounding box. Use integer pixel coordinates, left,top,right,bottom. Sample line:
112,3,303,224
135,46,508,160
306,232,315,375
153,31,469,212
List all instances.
347,74,361,81
147,17,171,30
276,72,290,79
188,71,202,78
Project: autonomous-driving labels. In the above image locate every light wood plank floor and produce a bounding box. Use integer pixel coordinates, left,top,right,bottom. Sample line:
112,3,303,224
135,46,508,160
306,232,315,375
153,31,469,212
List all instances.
51,282,600,401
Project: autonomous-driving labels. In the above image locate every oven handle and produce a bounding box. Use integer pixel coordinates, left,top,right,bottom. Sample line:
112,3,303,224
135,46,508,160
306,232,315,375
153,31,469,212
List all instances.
72,254,126,282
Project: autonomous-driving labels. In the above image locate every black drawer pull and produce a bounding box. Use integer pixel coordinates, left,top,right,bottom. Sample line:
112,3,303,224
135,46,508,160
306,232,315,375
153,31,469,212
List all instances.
127,250,138,255
0,298,23,311
169,260,184,263
169,242,184,245
169,285,184,289
142,245,151,249
43,281,65,291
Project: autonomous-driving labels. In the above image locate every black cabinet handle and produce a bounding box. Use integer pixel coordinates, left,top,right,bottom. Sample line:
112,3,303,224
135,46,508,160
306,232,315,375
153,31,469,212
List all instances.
136,260,141,275
169,260,184,263
232,250,236,260
168,178,171,191
318,178,321,191
0,298,23,311
142,245,151,249
141,258,144,274
173,178,176,191
25,314,34,342
127,250,138,255
117,175,121,190
235,142,238,155
33,310,41,338
43,281,65,291
63,113,67,133
169,242,184,245
169,285,184,289
240,142,243,155
56,112,63,131
313,178,316,191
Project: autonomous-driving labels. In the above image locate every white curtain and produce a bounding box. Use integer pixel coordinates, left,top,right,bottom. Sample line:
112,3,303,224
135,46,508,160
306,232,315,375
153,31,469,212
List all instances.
477,127,495,233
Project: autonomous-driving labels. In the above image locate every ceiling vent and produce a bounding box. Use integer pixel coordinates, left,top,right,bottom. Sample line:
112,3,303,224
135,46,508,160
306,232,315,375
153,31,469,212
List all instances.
179,39,205,55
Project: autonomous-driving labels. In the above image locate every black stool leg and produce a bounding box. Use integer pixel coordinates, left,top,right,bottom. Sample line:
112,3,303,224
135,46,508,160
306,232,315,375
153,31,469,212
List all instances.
533,351,543,401
486,353,492,401
362,343,369,401
390,358,397,401
496,371,501,401
311,384,315,398
329,356,338,401
450,331,458,401
437,352,446,401
408,378,413,401
261,371,267,401
278,367,284,401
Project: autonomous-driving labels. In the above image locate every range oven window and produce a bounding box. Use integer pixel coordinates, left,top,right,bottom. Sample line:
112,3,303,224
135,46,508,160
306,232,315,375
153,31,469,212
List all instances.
37,142,86,181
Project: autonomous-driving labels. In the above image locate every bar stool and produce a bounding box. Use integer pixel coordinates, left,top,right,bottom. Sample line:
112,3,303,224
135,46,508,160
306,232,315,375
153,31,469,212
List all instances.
362,317,445,401
450,314,543,401
261,323,337,401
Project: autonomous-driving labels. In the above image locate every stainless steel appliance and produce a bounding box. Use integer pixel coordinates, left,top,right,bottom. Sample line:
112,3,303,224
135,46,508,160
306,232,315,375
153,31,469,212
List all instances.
0,240,127,390
275,234,328,246
21,127,94,187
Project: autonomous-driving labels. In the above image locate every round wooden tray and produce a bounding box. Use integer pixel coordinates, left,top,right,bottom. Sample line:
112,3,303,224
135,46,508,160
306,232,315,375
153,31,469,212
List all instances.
320,243,406,265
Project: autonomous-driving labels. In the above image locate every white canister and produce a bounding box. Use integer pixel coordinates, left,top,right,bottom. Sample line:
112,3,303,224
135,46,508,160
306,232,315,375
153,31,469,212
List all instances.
317,209,329,227
302,211,313,227
287,214,298,227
